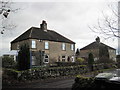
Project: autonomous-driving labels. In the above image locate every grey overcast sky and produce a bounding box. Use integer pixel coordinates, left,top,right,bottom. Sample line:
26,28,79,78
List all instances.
0,0,119,55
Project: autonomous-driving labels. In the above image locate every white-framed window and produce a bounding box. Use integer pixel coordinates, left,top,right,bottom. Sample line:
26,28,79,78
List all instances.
62,43,66,50
71,44,74,51
62,56,66,62
32,40,36,48
32,56,36,65
45,41,49,49
71,56,75,62
44,54,49,63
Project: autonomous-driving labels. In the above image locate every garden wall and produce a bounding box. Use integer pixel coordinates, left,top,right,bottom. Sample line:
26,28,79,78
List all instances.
3,65,88,82
2,63,117,83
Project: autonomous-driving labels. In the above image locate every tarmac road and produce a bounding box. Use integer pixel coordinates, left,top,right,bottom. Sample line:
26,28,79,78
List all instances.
3,76,75,89
31,78,75,88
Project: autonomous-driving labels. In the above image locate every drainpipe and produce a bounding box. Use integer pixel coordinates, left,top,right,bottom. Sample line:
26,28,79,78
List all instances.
30,50,32,69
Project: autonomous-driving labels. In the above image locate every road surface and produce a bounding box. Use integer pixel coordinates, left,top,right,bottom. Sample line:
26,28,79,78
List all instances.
3,76,75,89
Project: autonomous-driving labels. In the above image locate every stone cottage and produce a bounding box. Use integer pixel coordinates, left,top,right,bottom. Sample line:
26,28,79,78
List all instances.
79,37,116,62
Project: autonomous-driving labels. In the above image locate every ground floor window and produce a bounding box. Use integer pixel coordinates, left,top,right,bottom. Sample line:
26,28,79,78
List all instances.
32,56,36,65
44,54,49,63
71,56,75,62
94,57,99,61
62,56,66,62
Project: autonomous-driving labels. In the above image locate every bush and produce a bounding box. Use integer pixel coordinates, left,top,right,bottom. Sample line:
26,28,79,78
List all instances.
97,57,114,64
56,62,79,66
76,58,85,64
2,56,16,68
17,44,30,71
72,75,95,89
88,53,94,71
116,55,120,68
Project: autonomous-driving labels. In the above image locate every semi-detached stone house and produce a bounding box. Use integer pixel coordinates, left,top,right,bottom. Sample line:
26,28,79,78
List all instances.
11,20,75,66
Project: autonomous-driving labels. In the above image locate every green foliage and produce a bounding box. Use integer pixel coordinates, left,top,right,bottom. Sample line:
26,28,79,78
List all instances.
72,75,95,89
76,48,80,56
56,62,81,66
76,58,85,63
98,45,115,64
96,57,114,64
76,48,80,60
116,55,120,68
88,53,94,71
88,53,94,65
99,45,109,60
17,44,30,71
2,56,16,68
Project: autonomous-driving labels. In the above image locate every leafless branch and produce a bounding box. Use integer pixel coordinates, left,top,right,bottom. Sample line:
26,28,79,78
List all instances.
89,3,120,39
0,1,20,34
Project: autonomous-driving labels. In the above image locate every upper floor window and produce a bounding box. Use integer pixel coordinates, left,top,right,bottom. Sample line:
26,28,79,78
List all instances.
45,41,49,49
71,44,74,51
62,43,66,50
32,40,36,48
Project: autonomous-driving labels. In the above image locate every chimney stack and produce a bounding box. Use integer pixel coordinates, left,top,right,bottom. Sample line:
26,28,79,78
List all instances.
40,20,47,30
96,36,100,43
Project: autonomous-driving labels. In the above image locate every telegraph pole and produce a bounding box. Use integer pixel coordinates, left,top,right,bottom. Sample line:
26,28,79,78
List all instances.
118,1,120,55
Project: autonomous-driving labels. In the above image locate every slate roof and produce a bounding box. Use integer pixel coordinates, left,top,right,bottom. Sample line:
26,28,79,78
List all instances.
11,27,75,44
80,41,116,50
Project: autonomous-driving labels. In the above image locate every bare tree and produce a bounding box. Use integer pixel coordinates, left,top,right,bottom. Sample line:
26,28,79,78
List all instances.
0,0,20,34
89,3,119,40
